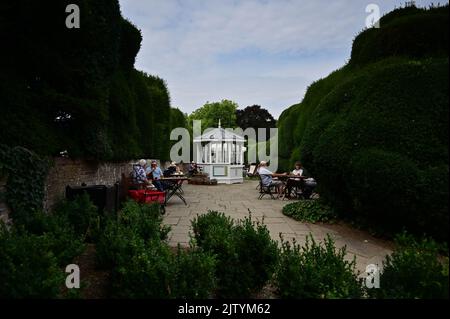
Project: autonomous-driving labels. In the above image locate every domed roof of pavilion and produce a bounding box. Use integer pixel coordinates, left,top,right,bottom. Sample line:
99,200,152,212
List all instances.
193,121,245,142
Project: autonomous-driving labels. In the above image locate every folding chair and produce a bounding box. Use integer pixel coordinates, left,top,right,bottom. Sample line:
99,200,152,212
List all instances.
258,174,277,200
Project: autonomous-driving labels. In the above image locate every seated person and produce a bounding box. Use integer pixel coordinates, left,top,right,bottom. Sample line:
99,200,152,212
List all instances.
188,161,198,176
164,162,177,177
147,160,166,192
175,164,184,175
132,159,150,187
257,161,287,198
292,162,304,178
285,162,305,198
292,162,317,199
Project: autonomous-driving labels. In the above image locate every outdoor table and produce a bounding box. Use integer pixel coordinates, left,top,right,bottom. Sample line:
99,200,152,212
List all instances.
284,177,305,199
162,177,189,205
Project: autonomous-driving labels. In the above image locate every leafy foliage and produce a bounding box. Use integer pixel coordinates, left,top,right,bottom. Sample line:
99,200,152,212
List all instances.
52,193,100,242
171,246,217,299
351,5,449,66
97,202,216,298
0,224,65,298
275,234,363,299
96,201,170,269
188,100,238,132
282,200,336,223
192,211,279,298
277,6,449,242
374,233,449,299
0,1,172,161
21,210,85,267
236,105,277,140
0,145,50,226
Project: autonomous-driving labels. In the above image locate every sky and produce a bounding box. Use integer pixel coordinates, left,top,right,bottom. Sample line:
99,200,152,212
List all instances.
119,0,445,118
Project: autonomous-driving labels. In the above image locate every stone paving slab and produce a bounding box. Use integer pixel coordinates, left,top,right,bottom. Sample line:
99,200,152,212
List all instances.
163,180,392,271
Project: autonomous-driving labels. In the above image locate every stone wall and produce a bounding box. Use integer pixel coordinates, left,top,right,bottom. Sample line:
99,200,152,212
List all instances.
44,158,135,210
1,157,171,214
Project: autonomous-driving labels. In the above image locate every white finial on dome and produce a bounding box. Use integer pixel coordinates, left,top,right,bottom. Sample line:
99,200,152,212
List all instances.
218,119,221,128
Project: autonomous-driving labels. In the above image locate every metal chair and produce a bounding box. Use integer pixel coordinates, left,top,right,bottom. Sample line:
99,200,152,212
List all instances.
258,174,277,200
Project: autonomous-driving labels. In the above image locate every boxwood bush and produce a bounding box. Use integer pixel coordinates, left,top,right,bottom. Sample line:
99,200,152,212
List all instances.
192,211,279,298
374,233,449,299
96,201,170,269
52,193,101,242
0,224,65,298
275,234,363,299
282,200,336,223
97,202,216,298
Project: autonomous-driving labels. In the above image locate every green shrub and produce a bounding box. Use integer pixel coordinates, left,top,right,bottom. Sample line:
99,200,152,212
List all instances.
11,208,85,267
277,6,449,242
0,224,64,298
52,193,100,242
96,201,170,269
1,1,173,161
119,201,171,242
110,241,217,299
351,6,449,66
375,233,449,299
0,145,50,226
110,239,173,298
299,59,448,241
192,211,234,248
192,212,279,298
275,234,363,299
171,246,217,299
98,203,215,298
282,200,336,223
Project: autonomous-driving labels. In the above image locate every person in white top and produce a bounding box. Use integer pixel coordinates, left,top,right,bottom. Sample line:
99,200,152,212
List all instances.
257,161,287,198
291,161,317,199
292,162,304,179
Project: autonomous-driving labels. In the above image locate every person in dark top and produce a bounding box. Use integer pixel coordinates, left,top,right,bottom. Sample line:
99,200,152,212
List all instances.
188,161,198,176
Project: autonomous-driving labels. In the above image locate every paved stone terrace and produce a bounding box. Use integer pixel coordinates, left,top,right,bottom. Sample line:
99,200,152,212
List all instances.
163,180,392,273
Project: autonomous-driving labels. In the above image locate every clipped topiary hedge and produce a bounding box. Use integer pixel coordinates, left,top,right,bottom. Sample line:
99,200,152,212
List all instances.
0,0,173,161
277,6,449,242
300,59,448,241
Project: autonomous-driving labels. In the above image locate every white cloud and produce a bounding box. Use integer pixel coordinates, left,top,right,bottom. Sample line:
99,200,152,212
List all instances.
119,0,446,118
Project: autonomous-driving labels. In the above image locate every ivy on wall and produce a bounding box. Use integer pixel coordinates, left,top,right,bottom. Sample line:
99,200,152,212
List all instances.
0,144,51,225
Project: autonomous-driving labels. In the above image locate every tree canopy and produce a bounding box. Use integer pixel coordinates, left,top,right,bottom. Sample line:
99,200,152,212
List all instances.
188,100,238,132
236,105,276,139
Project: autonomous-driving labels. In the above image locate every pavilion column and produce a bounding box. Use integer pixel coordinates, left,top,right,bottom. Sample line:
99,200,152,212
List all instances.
197,143,201,163
209,143,212,163
228,142,232,164
207,143,212,163
240,144,244,165
203,144,206,163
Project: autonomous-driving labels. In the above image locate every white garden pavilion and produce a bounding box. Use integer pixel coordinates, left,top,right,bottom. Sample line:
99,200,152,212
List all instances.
193,122,245,184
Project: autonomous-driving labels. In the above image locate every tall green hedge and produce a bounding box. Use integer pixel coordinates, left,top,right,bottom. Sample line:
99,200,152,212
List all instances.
0,0,172,161
277,6,449,241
